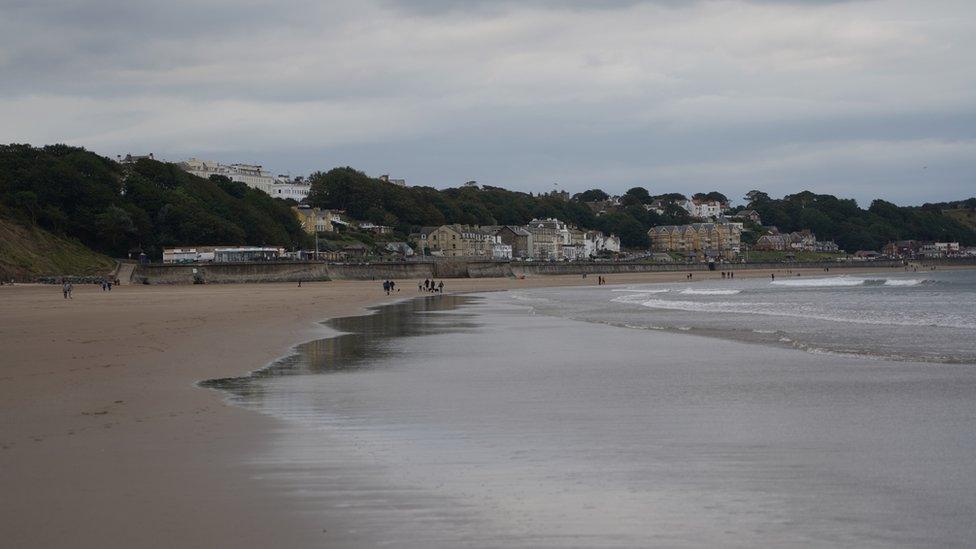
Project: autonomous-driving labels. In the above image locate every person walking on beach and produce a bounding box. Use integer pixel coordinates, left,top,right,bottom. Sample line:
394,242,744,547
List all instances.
62,280,72,299
390,280,396,292
438,280,444,293
771,273,775,281
383,280,390,295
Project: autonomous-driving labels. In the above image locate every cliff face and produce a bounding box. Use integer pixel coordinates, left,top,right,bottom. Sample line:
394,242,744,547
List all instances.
0,216,115,281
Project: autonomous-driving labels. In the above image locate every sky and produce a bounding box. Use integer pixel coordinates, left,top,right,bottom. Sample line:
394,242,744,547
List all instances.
1,0,974,206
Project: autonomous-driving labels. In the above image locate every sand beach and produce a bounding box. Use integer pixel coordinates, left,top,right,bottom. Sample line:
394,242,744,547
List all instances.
0,265,965,547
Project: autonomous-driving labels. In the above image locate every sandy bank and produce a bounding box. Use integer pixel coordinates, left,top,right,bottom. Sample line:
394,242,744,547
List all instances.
0,265,949,547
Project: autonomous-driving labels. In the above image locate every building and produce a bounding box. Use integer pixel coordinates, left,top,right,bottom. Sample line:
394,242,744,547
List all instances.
414,225,502,258
384,242,415,257
754,230,838,253
265,177,312,200
179,158,311,199
378,175,407,187
690,198,727,219
494,226,534,259
733,210,762,224
853,250,881,260
358,222,394,235
213,247,283,262
118,153,155,164
647,222,742,260
492,243,513,259
342,243,369,259
292,206,344,234
583,231,621,257
162,247,216,263
525,218,573,260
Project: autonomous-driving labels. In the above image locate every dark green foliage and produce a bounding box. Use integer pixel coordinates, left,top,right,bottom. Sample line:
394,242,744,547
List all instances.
749,191,976,251
693,191,729,204
572,189,609,202
306,167,602,236
623,187,652,204
0,144,310,259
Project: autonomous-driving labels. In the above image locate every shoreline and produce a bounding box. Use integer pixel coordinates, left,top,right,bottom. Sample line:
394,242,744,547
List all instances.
1,265,970,547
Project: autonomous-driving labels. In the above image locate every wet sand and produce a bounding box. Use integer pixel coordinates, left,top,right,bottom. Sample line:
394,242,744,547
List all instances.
0,265,951,547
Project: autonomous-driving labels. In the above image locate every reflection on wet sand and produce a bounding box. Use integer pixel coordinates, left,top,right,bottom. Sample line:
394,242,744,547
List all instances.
202,295,479,399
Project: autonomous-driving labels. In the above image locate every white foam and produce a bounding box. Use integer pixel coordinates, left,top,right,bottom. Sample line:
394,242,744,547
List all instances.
679,288,742,295
884,278,926,286
771,277,865,287
634,298,975,330
611,288,671,294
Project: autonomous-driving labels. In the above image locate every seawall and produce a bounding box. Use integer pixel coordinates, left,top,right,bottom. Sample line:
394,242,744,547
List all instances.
129,258,975,285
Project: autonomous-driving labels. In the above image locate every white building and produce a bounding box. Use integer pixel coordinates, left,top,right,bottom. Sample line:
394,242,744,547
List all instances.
690,199,726,219
179,158,310,199
492,243,513,260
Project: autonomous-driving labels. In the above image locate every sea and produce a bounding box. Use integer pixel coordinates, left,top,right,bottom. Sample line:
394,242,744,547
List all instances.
206,268,976,547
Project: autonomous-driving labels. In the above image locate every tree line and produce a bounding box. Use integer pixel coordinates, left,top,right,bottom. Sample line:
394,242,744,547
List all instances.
0,144,309,258
741,191,976,252
2,145,973,257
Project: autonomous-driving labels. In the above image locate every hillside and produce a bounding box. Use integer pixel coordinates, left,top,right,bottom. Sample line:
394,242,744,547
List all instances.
0,144,311,260
0,215,116,281
945,208,976,232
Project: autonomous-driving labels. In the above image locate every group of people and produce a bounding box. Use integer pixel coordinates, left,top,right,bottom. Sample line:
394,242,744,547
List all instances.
720,271,735,279
420,278,445,293
382,280,398,295
59,277,119,298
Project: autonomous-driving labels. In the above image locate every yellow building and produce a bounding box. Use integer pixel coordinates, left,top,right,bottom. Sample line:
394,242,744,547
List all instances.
292,206,343,234
647,223,741,259
415,225,499,257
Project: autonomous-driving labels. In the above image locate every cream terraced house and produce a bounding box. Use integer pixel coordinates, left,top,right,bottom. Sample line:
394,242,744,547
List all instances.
415,225,504,258
648,222,742,259
179,158,310,200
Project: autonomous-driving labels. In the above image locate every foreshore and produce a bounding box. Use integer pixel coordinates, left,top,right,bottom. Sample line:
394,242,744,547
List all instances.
0,265,964,547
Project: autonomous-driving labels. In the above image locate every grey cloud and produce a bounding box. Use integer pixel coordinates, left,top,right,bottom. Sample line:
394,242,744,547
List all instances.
1,0,974,205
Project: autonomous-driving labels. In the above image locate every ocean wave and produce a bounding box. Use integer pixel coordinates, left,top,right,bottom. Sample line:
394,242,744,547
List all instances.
884,278,927,286
771,276,932,288
611,288,671,294
679,288,742,295
633,298,976,330
771,277,866,287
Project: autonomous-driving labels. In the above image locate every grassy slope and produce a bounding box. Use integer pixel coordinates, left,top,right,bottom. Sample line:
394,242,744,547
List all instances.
945,209,976,232
0,216,116,281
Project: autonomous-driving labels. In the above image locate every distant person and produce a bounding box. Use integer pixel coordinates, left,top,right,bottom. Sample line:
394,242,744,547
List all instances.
438,280,444,293
383,280,390,295
62,281,72,299
390,280,396,292
298,280,302,287
418,281,423,292
424,278,431,291
771,273,775,281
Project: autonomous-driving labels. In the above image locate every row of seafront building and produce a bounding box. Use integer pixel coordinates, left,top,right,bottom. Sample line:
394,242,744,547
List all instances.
647,224,840,260
412,219,621,261
179,158,312,201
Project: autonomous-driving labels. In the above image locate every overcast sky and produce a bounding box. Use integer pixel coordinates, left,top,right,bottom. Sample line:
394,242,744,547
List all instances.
2,0,974,205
